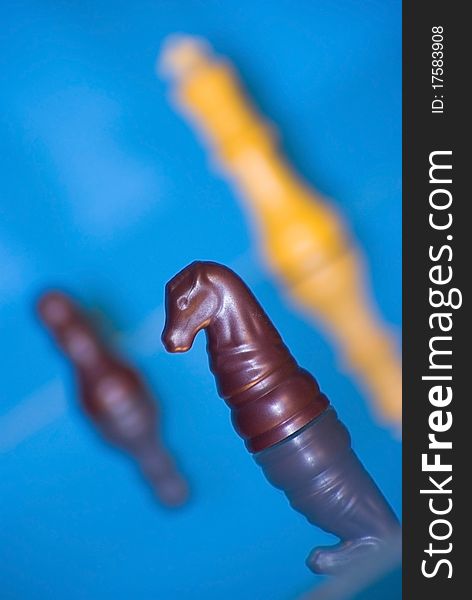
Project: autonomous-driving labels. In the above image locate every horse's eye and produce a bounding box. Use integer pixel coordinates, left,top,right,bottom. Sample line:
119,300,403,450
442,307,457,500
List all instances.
177,296,189,310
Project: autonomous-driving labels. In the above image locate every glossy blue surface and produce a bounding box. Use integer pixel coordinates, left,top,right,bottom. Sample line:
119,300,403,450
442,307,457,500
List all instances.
0,2,401,598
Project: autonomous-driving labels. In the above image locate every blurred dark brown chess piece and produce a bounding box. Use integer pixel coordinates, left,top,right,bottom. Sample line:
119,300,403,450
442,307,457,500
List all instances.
162,261,400,573
37,290,189,507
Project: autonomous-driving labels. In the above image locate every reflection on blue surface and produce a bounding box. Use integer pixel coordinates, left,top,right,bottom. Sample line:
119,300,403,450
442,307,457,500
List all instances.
1,2,401,599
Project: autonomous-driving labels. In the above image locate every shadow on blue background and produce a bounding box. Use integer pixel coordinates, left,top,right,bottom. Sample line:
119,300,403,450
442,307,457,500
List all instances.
1,2,401,599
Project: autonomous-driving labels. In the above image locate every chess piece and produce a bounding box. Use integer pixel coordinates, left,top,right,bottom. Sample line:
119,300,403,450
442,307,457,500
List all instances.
160,36,401,426
162,261,399,574
37,290,188,507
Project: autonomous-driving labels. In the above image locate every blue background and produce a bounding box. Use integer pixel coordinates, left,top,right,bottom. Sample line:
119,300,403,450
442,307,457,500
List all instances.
0,1,401,598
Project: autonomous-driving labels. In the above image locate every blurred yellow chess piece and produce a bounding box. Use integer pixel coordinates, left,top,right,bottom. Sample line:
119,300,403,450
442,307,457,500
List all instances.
159,36,401,426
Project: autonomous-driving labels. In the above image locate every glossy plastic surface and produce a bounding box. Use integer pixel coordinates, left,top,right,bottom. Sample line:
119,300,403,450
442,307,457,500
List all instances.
162,261,328,452
163,262,399,574
256,408,399,574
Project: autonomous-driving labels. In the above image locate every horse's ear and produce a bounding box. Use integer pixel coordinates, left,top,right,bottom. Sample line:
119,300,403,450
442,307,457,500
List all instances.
167,262,197,293
189,261,207,289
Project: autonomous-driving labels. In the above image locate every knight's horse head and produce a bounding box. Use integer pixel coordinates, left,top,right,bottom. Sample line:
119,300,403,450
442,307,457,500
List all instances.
162,261,222,353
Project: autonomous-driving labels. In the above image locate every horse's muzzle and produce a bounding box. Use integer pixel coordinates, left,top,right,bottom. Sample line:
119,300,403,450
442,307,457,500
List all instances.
161,330,190,353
